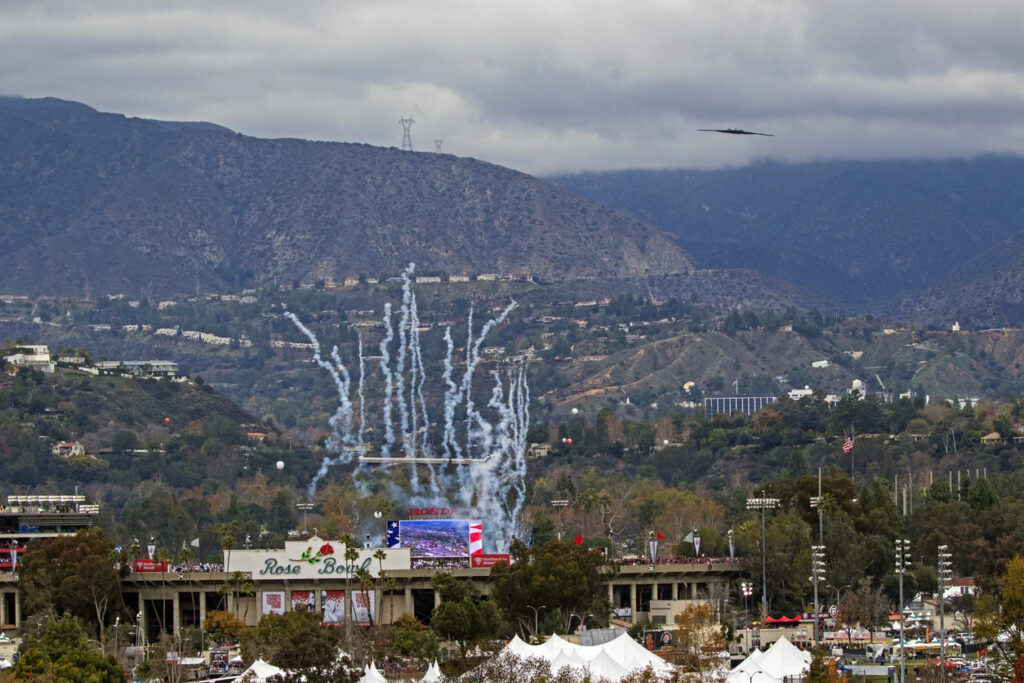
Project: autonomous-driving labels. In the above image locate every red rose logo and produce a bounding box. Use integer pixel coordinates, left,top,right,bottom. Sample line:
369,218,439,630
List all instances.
320,543,335,556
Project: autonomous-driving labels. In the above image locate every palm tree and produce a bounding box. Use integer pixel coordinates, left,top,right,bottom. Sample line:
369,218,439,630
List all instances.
373,549,387,626
354,567,375,627
339,533,358,640
178,547,197,630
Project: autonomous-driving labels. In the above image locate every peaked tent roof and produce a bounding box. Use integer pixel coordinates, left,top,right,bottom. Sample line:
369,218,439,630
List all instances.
240,659,286,682
492,632,674,681
358,661,387,683
602,632,676,675
728,636,808,682
419,659,443,683
586,649,632,681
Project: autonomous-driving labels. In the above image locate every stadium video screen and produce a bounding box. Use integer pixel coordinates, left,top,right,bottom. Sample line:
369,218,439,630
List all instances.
400,520,470,558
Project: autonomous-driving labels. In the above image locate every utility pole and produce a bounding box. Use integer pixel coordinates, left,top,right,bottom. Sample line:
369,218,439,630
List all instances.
746,497,780,618
399,116,415,151
895,539,911,683
938,545,953,679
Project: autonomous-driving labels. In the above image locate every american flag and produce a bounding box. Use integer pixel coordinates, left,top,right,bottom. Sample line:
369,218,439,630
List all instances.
842,436,854,454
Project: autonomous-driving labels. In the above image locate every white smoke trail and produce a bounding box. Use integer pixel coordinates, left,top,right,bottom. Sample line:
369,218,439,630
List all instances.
379,303,395,458
395,266,412,462
287,269,529,550
357,334,365,447
284,311,360,496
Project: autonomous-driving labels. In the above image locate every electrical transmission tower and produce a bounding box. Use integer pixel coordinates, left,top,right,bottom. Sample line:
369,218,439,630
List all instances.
399,116,415,151
434,139,443,153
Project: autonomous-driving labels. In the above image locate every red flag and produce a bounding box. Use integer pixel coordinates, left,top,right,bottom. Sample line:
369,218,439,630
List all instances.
842,436,854,454
573,535,583,546
656,531,665,540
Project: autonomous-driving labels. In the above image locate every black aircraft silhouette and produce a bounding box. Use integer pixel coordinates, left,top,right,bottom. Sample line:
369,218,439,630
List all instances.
698,128,774,137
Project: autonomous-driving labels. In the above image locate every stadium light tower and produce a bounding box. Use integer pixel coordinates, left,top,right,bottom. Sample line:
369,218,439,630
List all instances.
938,545,953,678
551,499,569,541
895,539,911,683
746,496,780,618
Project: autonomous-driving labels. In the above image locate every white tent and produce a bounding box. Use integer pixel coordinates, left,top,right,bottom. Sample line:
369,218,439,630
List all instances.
359,660,388,683
601,632,676,676
239,659,286,682
493,631,675,681
585,649,632,681
726,636,809,683
419,659,443,683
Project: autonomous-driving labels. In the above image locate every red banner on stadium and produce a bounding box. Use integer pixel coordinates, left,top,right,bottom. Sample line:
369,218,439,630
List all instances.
132,559,169,572
471,554,511,568
408,507,459,517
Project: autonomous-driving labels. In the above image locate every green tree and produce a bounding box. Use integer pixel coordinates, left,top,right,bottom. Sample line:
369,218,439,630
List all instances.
8,613,123,682
391,614,439,661
491,539,615,637
429,572,503,658
17,529,125,649
240,610,359,683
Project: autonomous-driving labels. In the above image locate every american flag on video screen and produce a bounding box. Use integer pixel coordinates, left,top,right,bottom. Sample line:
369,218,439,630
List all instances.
387,520,401,548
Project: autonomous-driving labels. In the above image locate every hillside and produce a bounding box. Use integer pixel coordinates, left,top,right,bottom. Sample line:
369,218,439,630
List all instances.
0,360,291,492
0,96,693,298
550,158,1024,318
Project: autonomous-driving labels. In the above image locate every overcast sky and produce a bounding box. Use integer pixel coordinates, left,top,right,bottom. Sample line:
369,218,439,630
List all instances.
2,0,1023,175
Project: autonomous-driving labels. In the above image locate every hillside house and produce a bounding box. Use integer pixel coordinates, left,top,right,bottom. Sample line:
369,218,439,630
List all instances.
52,441,86,458
95,360,179,377
5,345,54,374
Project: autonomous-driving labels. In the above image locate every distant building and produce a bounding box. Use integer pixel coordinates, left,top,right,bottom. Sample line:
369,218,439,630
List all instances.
5,345,54,374
52,441,86,458
449,274,470,283
704,395,776,417
0,494,100,577
414,276,442,284
95,360,178,377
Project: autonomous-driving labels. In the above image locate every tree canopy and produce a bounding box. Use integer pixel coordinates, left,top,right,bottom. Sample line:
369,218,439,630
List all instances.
6,613,123,683
429,572,503,658
17,528,125,647
490,539,615,637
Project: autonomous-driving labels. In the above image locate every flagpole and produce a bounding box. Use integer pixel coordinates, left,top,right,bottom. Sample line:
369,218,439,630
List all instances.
850,422,855,488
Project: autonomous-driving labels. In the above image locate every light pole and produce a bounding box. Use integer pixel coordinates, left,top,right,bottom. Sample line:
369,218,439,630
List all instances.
895,539,911,683
551,499,569,541
526,604,546,638
741,581,754,651
810,544,826,647
938,545,953,679
810,472,827,649
746,497,780,618
296,502,314,535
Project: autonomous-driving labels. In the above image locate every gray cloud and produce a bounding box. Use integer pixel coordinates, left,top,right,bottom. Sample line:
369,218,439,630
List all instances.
2,0,1023,174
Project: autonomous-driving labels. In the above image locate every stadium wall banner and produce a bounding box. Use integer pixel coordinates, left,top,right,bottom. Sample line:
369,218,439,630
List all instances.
291,590,315,613
471,554,511,568
322,590,346,624
262,591,286,615
225,537,411,580
350,590,375,625
132,559,169,572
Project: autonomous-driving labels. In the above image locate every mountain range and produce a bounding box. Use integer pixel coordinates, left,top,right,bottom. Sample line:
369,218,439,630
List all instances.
550,158,1024,323
6,96,1024,327
0,96,691,298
